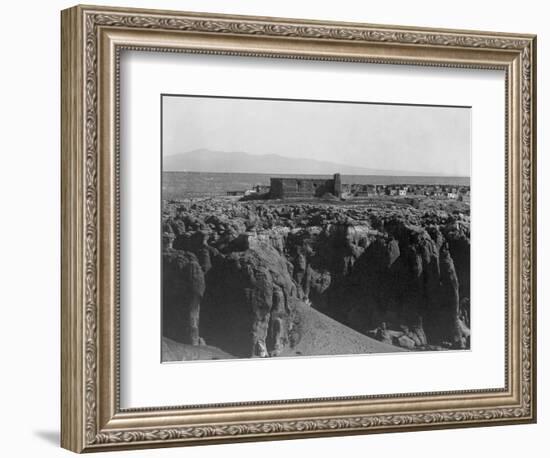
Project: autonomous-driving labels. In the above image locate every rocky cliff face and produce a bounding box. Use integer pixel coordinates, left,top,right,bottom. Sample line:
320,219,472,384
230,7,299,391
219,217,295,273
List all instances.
201,242,299,358
162,198,471,356
322,219,468,349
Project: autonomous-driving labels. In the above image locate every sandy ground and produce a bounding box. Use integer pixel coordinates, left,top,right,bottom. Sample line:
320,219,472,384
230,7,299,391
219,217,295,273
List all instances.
280,302,405,357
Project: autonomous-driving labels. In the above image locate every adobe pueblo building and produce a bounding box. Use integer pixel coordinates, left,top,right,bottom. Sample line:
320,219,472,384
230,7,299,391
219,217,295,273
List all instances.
232,172,470,201
269,173,342,199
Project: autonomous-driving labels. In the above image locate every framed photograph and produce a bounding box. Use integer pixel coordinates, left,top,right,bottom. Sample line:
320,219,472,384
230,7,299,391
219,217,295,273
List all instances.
61,4,537,453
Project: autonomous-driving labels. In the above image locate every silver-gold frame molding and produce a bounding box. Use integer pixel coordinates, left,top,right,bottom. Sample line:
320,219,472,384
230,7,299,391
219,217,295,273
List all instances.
61,4,537,453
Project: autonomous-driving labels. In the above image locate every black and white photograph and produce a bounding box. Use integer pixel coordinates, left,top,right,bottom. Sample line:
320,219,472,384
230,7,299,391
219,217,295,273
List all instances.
161,95,471,362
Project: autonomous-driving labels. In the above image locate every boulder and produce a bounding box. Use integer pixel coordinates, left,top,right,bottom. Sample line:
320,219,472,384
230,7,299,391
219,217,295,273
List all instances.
395,334,416,350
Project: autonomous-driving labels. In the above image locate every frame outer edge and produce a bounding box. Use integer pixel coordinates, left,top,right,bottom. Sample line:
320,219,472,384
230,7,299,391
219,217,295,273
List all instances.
61,5,86,453
61,4,537,452
529,36,537,423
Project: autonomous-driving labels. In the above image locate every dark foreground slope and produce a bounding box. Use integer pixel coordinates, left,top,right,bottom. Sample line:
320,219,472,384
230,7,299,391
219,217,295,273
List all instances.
162,337,236,362
162,302,403,363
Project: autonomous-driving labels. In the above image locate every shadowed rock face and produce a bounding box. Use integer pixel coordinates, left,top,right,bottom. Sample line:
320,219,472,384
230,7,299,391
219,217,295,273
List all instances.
162,249,205,345
443,219,471,329
162,198,471,354
264,216,467,348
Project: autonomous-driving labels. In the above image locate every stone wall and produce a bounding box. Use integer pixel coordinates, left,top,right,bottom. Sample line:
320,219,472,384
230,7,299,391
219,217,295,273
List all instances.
270,173,341,198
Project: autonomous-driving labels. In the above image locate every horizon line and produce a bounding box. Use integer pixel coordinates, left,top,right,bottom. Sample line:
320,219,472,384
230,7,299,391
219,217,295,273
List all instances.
163,149,469,178
163,170,470,179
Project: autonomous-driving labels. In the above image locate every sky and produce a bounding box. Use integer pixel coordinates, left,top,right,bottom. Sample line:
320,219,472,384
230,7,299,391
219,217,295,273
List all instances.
162,95,471,176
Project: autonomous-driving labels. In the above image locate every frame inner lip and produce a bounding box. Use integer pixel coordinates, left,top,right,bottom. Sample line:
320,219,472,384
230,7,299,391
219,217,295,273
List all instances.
115,50,510,412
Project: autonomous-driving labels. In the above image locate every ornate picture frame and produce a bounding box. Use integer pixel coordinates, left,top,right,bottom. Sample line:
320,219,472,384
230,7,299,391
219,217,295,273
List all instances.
61,4,536,453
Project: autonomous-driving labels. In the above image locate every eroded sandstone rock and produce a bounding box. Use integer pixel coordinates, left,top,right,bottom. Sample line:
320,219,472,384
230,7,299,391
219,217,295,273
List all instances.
201,241,299,358
162,199,471,353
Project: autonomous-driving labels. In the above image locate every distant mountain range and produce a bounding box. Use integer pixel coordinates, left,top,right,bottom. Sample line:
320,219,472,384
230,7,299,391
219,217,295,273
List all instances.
163,149,449,176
